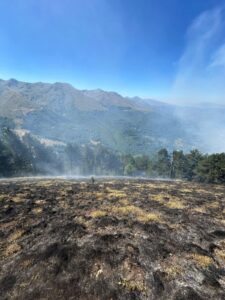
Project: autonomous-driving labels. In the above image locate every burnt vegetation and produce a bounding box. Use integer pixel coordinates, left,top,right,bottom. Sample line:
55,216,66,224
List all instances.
0,179,225,299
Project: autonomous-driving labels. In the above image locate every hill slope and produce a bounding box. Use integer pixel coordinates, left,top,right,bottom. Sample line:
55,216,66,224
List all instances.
0,78,224,154
0,178,225,299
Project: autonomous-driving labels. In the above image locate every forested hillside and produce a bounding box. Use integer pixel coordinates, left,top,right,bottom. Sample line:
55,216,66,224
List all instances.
0,128,225,184
1,78,225,183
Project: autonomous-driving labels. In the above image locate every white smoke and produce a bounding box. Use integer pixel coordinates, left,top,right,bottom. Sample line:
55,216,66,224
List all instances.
169,6,225,153
171,6,225,105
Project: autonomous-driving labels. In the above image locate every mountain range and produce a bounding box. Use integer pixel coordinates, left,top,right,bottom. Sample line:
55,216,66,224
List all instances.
0,78,224,154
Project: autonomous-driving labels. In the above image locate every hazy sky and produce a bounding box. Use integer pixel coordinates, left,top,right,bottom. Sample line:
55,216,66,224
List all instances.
0,0,224,103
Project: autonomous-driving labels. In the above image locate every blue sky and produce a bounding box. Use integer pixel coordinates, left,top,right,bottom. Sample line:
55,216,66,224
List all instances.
0,0,225,103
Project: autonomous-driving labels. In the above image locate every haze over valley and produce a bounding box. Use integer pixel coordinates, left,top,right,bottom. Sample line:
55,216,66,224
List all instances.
0,78,224,156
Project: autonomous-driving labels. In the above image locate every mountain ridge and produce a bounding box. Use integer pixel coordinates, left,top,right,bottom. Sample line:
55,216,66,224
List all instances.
0,78,224,154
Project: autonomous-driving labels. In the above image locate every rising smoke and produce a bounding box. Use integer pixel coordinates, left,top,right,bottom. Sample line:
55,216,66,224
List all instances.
170,6,225,153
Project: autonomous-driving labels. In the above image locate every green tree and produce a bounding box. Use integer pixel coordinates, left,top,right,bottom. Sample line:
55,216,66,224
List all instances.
124,163,136,176
171,150,188,179
195,153,225,184
185,149,203,180
122,154,136,175
134,155,149,172
154,148,171,177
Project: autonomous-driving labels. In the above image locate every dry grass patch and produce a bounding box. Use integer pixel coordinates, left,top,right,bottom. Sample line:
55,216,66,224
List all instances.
36,180,54,187
219,220,225,226
0,194,6,201
137,212,161,223
206,201,220,209
75,215,89,226
180,188,193,193
119,199,130,206
12,194,26,203
118,279,146,292
151,193,186,209
166,200,185,209
215,192,224,197
0,220,17,230
19,259,33,269
110,205,163,223
160,255,183,278
119,258,146,292
8,229,25,242
168,223,182,230
4,243,21,256
146,183,159,188
151,193,169,204
164,264,183,278
32,207,43,214
94,192,106,200
191,201,220,214
190,254,213,268
191,206,207,214
35,199,46,205
58,200,70,210
106,188,127,198
60,190,67,197
133,183,152,191
90,204,163,223
90,210,107,218
196,189,212,195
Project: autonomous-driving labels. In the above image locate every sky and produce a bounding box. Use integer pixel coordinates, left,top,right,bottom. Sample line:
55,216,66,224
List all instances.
0,0,225,103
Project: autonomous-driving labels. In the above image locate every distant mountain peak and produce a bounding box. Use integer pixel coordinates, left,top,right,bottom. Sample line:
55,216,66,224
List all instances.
0,78,223,154
7,78,19,86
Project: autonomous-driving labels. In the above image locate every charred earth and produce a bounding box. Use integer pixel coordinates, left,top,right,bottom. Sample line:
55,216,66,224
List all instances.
0,178,225,299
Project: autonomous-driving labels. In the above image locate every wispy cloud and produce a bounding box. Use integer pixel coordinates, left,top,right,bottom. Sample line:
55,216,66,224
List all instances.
210,43,225,67
171,6,225,104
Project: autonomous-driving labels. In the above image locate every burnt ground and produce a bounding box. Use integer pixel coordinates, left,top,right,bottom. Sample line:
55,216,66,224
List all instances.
0,179,225,300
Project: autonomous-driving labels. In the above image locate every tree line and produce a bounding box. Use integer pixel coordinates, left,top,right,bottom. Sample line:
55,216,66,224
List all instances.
0,128,225,184
122,148,225,184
